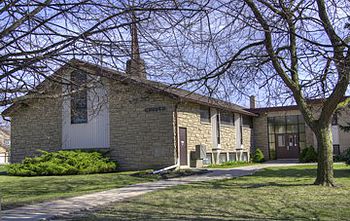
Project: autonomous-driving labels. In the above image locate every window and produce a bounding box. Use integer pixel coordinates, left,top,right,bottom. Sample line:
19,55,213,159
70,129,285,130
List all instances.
220,112,234,126
242,115,253,128
71,71,88,124
216,114,221,144
240,115,243,145
229,152,236,161
242,152,249,162
200,106,210,123
333,145,340,156
219,153,227,163
267,115,306,159
332,113,338,125
277,134,285,147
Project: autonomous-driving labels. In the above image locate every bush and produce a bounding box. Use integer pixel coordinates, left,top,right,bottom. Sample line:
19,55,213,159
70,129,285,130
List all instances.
7,150,118,176
333,154,344,162
207,161,253,168
252,148,265,163
340,148,350,165
299,146,317,163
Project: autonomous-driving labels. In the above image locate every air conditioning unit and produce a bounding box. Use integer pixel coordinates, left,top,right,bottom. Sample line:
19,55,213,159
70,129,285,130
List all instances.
195,144,206,160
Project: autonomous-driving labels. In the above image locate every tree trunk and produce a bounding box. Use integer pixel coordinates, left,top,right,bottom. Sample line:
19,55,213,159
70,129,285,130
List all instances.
314,125,335,186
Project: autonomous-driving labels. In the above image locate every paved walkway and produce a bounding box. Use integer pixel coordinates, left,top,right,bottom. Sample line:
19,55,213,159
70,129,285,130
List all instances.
0,160,304,221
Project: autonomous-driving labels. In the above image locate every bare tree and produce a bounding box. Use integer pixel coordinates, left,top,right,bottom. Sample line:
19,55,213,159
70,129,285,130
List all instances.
138,0,350,186
3,0,349,186
0,0,200,107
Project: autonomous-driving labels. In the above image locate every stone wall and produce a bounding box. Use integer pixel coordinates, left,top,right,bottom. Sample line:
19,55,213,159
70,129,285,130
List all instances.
177,103,252,165
108,81,176,170
0,146,7,154
252,113,269,158
9,85,63,163
177,103,212,154
0,130,10,153
219,125,236,150
242,127,252,151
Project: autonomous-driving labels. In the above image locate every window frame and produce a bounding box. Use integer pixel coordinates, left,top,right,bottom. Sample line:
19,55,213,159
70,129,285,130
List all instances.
276,134,286,148
70,71,88,124
333,144,340,156
220,111,234,126
216,113,221,144
199,105,211,123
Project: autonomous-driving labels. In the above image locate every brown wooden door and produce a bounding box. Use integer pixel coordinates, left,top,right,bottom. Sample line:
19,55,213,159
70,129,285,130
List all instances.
179,127,188,165
276,133,299,159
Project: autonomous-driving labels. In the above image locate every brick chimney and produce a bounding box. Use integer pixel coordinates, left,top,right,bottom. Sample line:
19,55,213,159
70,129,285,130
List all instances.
126,10,146,79
250,95,256,109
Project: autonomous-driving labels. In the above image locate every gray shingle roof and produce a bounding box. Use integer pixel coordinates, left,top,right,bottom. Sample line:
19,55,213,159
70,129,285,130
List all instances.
3,59,256,117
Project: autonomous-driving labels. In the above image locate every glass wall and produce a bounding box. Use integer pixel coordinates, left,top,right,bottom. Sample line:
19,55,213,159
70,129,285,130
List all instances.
267,115,306,159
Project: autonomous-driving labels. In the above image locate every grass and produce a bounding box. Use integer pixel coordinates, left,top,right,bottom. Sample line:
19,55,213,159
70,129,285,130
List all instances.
206,161,256,168
0,169,160,210
71,164,350,221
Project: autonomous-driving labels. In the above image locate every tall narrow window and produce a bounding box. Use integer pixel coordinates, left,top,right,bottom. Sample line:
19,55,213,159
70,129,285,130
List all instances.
240,115,243,145
71,71,88,124
216,114,221,144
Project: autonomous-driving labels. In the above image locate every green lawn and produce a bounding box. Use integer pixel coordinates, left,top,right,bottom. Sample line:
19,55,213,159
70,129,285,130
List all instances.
72,164,350,221
0,170,160,210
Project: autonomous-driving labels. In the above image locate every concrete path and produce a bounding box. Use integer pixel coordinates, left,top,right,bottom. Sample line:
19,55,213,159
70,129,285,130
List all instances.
0,161,306,221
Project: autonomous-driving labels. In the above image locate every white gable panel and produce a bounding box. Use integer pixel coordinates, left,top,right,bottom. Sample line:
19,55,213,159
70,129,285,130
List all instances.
62,84,110,149
235,113,242,150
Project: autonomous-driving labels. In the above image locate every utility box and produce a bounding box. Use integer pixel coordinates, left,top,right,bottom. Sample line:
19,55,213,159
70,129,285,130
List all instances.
195,144,206,160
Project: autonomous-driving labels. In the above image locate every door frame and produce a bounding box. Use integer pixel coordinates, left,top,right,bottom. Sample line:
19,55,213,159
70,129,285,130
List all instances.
275,133,300,159
179,127,188,166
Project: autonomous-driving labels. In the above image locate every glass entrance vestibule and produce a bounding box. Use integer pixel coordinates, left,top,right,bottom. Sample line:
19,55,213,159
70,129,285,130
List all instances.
267,115,306,159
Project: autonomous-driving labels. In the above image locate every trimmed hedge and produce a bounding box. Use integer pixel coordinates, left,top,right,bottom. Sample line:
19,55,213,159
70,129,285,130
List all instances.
252,148,265,163
299,146,317,163
336,148,350,165
7,150,117,176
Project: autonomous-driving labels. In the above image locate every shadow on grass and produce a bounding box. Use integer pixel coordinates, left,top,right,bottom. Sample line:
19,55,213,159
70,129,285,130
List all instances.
243,182,314,188
253,167,350,179
0,171,161,210
64,200,280,221
56,166,350,221
64,196,315,221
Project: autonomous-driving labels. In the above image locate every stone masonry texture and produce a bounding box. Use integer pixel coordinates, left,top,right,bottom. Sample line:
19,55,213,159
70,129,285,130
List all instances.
108,80,176,170
8,72,253,168
177,102,252,164
9,84,63,163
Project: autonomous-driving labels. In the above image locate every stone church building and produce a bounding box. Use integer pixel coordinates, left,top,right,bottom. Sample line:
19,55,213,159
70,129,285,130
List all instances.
3,18,350,170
